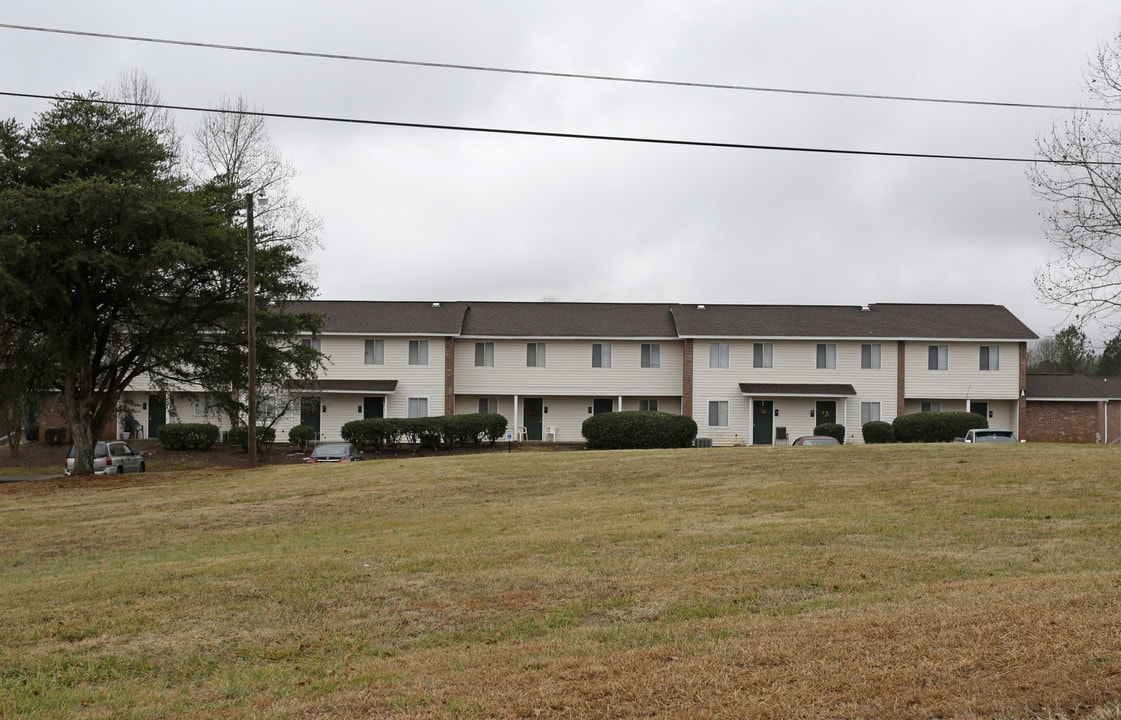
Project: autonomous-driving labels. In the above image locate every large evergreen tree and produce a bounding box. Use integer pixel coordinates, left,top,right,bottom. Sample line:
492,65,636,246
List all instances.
0,95,319,475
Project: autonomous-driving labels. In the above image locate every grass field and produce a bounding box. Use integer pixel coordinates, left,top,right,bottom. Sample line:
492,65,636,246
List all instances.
2,443,1120,719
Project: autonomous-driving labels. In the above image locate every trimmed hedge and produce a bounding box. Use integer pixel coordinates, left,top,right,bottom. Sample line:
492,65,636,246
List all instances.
813,423,845,444
227,425,277,452
288,424,316,451
581,411,698,450
158,423,220,450
892,411,987,443
861,420,895,444
340,413,508,452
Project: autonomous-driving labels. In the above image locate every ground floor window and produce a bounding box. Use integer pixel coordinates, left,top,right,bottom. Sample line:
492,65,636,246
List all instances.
920,401,942,413
408,397,428,418
477,397,498,414
861,401,881,424
638,399,659,412
708,400,729,427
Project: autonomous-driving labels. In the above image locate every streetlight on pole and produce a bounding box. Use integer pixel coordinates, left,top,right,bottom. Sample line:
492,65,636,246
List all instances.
246,191,266,468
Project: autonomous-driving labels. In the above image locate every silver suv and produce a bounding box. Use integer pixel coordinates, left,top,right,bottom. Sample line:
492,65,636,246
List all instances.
64,441,146,475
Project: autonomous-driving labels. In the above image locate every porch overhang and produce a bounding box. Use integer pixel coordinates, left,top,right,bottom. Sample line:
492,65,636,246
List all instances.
739,383,857,397
286,379,398,395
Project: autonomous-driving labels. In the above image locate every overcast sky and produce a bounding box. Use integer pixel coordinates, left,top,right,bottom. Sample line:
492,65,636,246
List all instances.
3,2,1119,342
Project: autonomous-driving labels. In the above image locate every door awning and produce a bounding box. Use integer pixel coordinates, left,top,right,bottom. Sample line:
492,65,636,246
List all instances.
286,379,398,395
739,383,856,397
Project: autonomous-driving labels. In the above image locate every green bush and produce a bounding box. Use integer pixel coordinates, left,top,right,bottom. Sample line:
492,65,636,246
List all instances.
158,423,220,450
861,420,895,444
813,423,845,444
342,414,508,452
892,411,987,443
228,425,277,452
44,427,68,445
581,411,698,450
288,424,316,451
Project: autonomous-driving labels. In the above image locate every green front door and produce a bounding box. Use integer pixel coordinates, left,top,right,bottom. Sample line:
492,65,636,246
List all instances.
147,394,166,438
524,398,544,440
815,401,837,427
300,395,321,434
753,400,774,445
363,396,384,419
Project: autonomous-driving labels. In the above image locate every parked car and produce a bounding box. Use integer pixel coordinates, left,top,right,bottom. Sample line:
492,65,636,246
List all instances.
791,435,840,446
955,429,1019,443
64,441,146,475
305,442,364,463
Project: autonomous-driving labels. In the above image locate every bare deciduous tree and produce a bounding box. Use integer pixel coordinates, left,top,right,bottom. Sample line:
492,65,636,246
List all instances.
1031,31,1121,328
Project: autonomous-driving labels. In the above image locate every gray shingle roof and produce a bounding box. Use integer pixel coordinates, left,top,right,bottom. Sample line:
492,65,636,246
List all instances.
739,383,857,396
282,301,465,335
671,303,1037,340
1026,374,1121,400
460,302,679,338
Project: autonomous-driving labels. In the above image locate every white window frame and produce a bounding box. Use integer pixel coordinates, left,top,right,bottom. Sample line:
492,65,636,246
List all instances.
364,339,384,365
860,401,881,425
526,342,546,368
409,339,429,366
980,345,1000,371
708,400,729,427
928,345,948,371
709,342,730,369
193,395,211,416
753,342,773,369
478,397,498,414
592,342,612,368
921,401,942,413
641,343,661,369
301,337,322,352
816,343,837,369
408,397,429,418
861,343,881,370
475,341,495,367
638,398,659,412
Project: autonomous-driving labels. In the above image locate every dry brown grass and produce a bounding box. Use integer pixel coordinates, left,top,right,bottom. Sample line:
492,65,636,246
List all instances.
2,443,1120,718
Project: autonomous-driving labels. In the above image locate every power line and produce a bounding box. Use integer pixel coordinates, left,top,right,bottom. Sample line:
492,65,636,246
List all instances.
1,90,1101,165
0,22,1112,113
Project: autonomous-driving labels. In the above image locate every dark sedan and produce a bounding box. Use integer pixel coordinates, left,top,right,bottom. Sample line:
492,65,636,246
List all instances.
305,442,364,463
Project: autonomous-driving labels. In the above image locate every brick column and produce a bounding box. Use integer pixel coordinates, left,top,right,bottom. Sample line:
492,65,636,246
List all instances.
896,341,906,417
682,339,694,417
1018,341,1028,432
444,337,455,416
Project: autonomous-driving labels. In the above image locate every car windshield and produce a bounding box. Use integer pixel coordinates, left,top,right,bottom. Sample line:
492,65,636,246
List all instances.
313,444,351,456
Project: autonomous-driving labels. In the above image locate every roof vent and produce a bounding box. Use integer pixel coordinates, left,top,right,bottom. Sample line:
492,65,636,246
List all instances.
432,302,441,308
861,304,871,312
697,304,706,310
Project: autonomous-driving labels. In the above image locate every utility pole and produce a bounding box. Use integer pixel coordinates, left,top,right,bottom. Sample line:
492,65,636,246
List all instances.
246,192,258,469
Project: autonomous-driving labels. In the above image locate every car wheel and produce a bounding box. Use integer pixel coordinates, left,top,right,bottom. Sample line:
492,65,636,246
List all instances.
139,462,146,473
117,466,125,475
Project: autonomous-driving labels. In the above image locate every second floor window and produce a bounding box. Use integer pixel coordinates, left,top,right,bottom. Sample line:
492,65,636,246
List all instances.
301,337,321,352
641,343,660,368
929,345,948,371
816,343,837,369
710,342,730,369
861,343,881,369
980,345,1000,371
364,339,384,365
409,340,429,366
753,342,773,368
527,342,546,367
592,343,612,368
475,342,494,367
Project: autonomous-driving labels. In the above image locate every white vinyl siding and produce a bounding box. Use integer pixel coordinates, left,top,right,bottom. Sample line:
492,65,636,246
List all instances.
861,344,881,369
753,343,773,368
592,343,612,368
710,343,730,369
475,342,494,367
641,343,660,368
364,339,384,365
906,342,1018,400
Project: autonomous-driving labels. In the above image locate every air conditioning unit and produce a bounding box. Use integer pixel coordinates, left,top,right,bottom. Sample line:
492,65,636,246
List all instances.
695,437,713,448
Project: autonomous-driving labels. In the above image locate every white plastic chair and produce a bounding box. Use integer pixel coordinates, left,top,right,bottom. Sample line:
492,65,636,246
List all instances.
545,426,558,442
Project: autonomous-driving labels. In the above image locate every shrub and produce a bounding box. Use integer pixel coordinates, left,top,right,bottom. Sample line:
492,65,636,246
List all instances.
342,419,389,450
158,423,220,450
24,424,39,442
228,425,277,452
892,411,987,443
862,420,895,444
44,427,68,445
288,424,316,451
813,423,845,444
581,411,698,450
